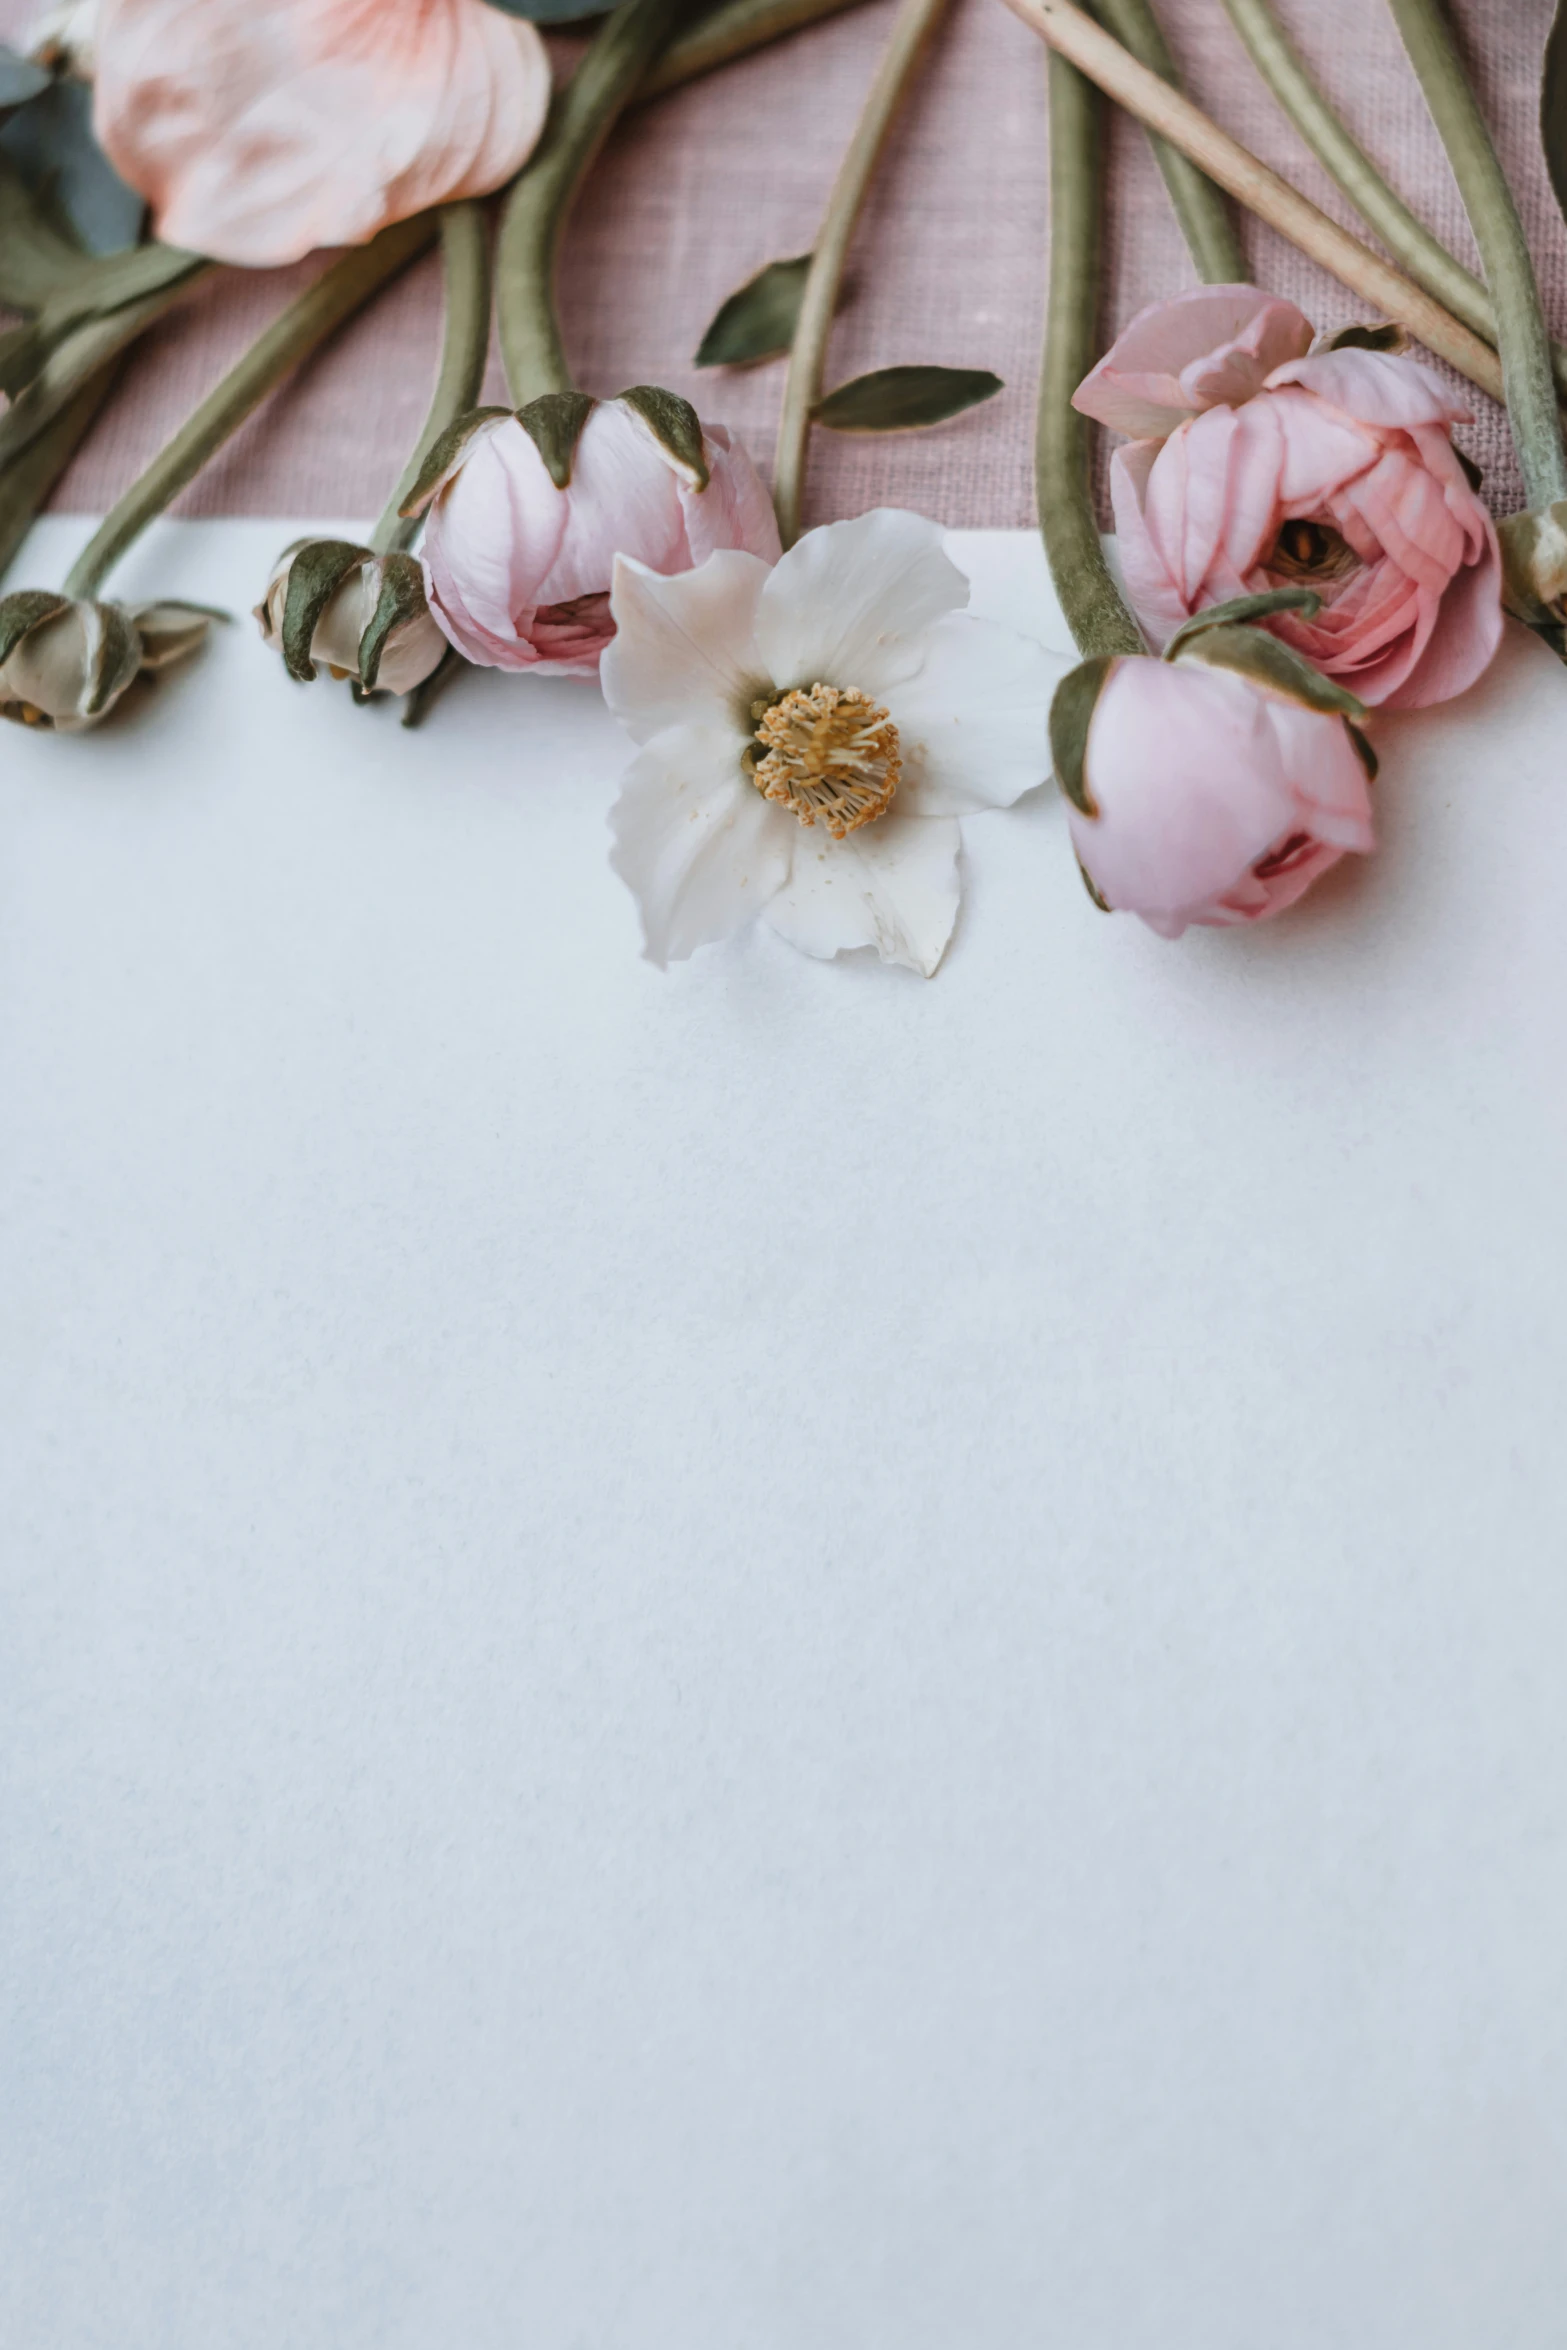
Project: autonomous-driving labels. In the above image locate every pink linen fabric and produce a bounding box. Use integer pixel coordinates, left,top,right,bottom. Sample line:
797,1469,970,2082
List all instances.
0,0,1563,536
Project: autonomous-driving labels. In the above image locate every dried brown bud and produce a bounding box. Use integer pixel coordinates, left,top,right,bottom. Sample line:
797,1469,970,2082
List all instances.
0,589,216,732
1498,502,1567,654
255,541,448,697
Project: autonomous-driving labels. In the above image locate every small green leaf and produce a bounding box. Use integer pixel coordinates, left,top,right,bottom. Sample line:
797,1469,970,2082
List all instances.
0,586,68,665
1328,322,1407,354
1175,623,1368,720
1545,0,1567,228
280,540,369,683
0,78,145,254
517,390,598,490
398,405,512,516
617,385,707,487
0,47,51,114
478,0,609,19
358,554,428,693
814,365,1003,434
1048,655,1115,818
695,255,813,368
1164,587,1322,656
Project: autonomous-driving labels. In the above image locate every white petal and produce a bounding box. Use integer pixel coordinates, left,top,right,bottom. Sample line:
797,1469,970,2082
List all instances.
884,613,1066,816
601,551,772,746
607,723,792,967
754,509,969,700
764,815,962,978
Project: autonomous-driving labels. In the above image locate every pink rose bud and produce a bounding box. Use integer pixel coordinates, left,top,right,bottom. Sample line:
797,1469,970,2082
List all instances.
1074,287,1502,711
408,388,781,678
1052,594,1376,940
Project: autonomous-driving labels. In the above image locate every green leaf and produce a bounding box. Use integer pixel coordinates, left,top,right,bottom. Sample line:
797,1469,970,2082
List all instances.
357,554,428,693
478,0,609,19
695,255,813,368
1164,587,1322,657
0,154,90,311
516,391,598,490
279,540,369,683
1174,623,1368,720
398,405,513,517
1545,0,1567,228
0,47,51,115
0,587,68,666
1048,655,1115,819
81,600,143,717
813,365,1003,434
617,384,708,487
0,78,145,255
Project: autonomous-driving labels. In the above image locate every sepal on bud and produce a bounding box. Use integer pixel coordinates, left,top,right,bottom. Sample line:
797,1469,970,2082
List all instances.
0,586,218,731
1498,502,1567,655
255,539,448,698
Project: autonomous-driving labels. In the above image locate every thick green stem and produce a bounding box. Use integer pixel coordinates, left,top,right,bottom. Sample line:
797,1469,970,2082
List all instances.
0,266,211,471
773,0,950,545
0,361,117,582
61,214,437,601
495,0,707,405
1387,0,1567,509
1089,0,1244,282
1225,0,1567,397
640,0,871,98
1039,51,1144,657
372,203,492,555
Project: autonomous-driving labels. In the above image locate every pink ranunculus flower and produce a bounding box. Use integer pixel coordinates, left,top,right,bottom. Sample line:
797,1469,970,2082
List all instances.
1074,285,1503,711
419,392,781,678
91,0,550,267
1059,644,1375,940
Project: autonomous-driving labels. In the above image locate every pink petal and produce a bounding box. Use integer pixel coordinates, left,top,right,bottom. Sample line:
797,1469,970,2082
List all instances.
1265,347,1472,431
1074,285,1312,436
92,0,550,266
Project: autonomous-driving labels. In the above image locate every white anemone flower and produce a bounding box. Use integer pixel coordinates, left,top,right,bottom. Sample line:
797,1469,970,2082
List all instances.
602,508,1066,977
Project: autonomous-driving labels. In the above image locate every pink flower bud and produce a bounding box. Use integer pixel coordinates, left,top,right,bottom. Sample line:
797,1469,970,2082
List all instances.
1075,288,1502,711
1060,651,1375,940
419,393,781,679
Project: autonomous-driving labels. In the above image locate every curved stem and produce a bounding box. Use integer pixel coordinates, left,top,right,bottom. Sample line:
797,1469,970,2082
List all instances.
640,0,871,99
1225,0,1567,401
1090,0,1244,283
372,203,492,555
1038,50,1144,656
994,0,1505,403
62,214,437,601
1386,0,1567,510
772,0,950,546
0,267,211,471
495,0,707,406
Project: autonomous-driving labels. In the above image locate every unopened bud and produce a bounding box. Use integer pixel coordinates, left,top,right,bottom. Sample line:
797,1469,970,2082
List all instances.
256,540,447,697
1498,503,1567,651
0,589,216,732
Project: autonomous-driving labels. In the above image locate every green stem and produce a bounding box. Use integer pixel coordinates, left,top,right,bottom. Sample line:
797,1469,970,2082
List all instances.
0,267,211,471
1038,49,1144,657
0,360,117,583
1089,0,1245,282
772,0,950,546
640,0,870,97
1225,0,1567,397
1386,0,1567,509
371,203,492,555
495,0,708,405
61,214,437,601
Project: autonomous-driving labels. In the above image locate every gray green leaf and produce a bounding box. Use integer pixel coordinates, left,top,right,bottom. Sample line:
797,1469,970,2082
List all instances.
358,554,428,693
0,77,144,255
280,540,369,683
1048,654,1115,819
398,405,513,517
0,47,51,115
617,385,707,487
1164,587,1322,656
1174,623,1368,719
695,255,813,368
813,365,1003,434
516,391,598,490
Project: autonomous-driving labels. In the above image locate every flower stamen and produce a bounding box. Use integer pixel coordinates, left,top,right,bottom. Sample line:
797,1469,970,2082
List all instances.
745,683,900,838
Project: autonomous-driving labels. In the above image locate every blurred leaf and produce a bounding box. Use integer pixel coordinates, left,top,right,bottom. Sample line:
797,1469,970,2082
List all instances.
813,365,1003,433
1546,1,1567,226
0,153,91,310
695,255,813,368
479,0,611,20
0,242,203,392
0,45,51,114
0,76,145,254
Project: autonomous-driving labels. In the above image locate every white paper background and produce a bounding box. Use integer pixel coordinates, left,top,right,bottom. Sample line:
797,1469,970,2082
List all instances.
4,517,1567,2348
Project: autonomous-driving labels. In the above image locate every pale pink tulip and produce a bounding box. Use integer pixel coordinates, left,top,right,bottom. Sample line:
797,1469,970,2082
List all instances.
1064,653,1375,939
91,0,550,267
1075,287,1502,711
422,398,781,678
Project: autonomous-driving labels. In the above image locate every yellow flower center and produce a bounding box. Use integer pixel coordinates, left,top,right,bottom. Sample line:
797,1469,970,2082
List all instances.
746,683,900,839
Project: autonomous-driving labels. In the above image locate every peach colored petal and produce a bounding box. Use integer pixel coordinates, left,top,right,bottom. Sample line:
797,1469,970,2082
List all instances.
1073,285,1312,438
1266,347,1472,431
92,0,550,266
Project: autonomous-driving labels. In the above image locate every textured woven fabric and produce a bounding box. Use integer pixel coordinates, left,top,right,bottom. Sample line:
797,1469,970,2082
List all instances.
2,0,1563,530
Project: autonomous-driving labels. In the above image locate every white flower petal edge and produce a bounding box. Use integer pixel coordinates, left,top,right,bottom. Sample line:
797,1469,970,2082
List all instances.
603,551,772,746
608,722,792,967
753,509,969,701
765,817,964,979
886,612,1068,816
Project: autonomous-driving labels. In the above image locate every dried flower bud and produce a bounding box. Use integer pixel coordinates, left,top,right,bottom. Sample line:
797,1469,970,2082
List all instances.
255,540,448,697
1498,502,1567,656
0,588,216,732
